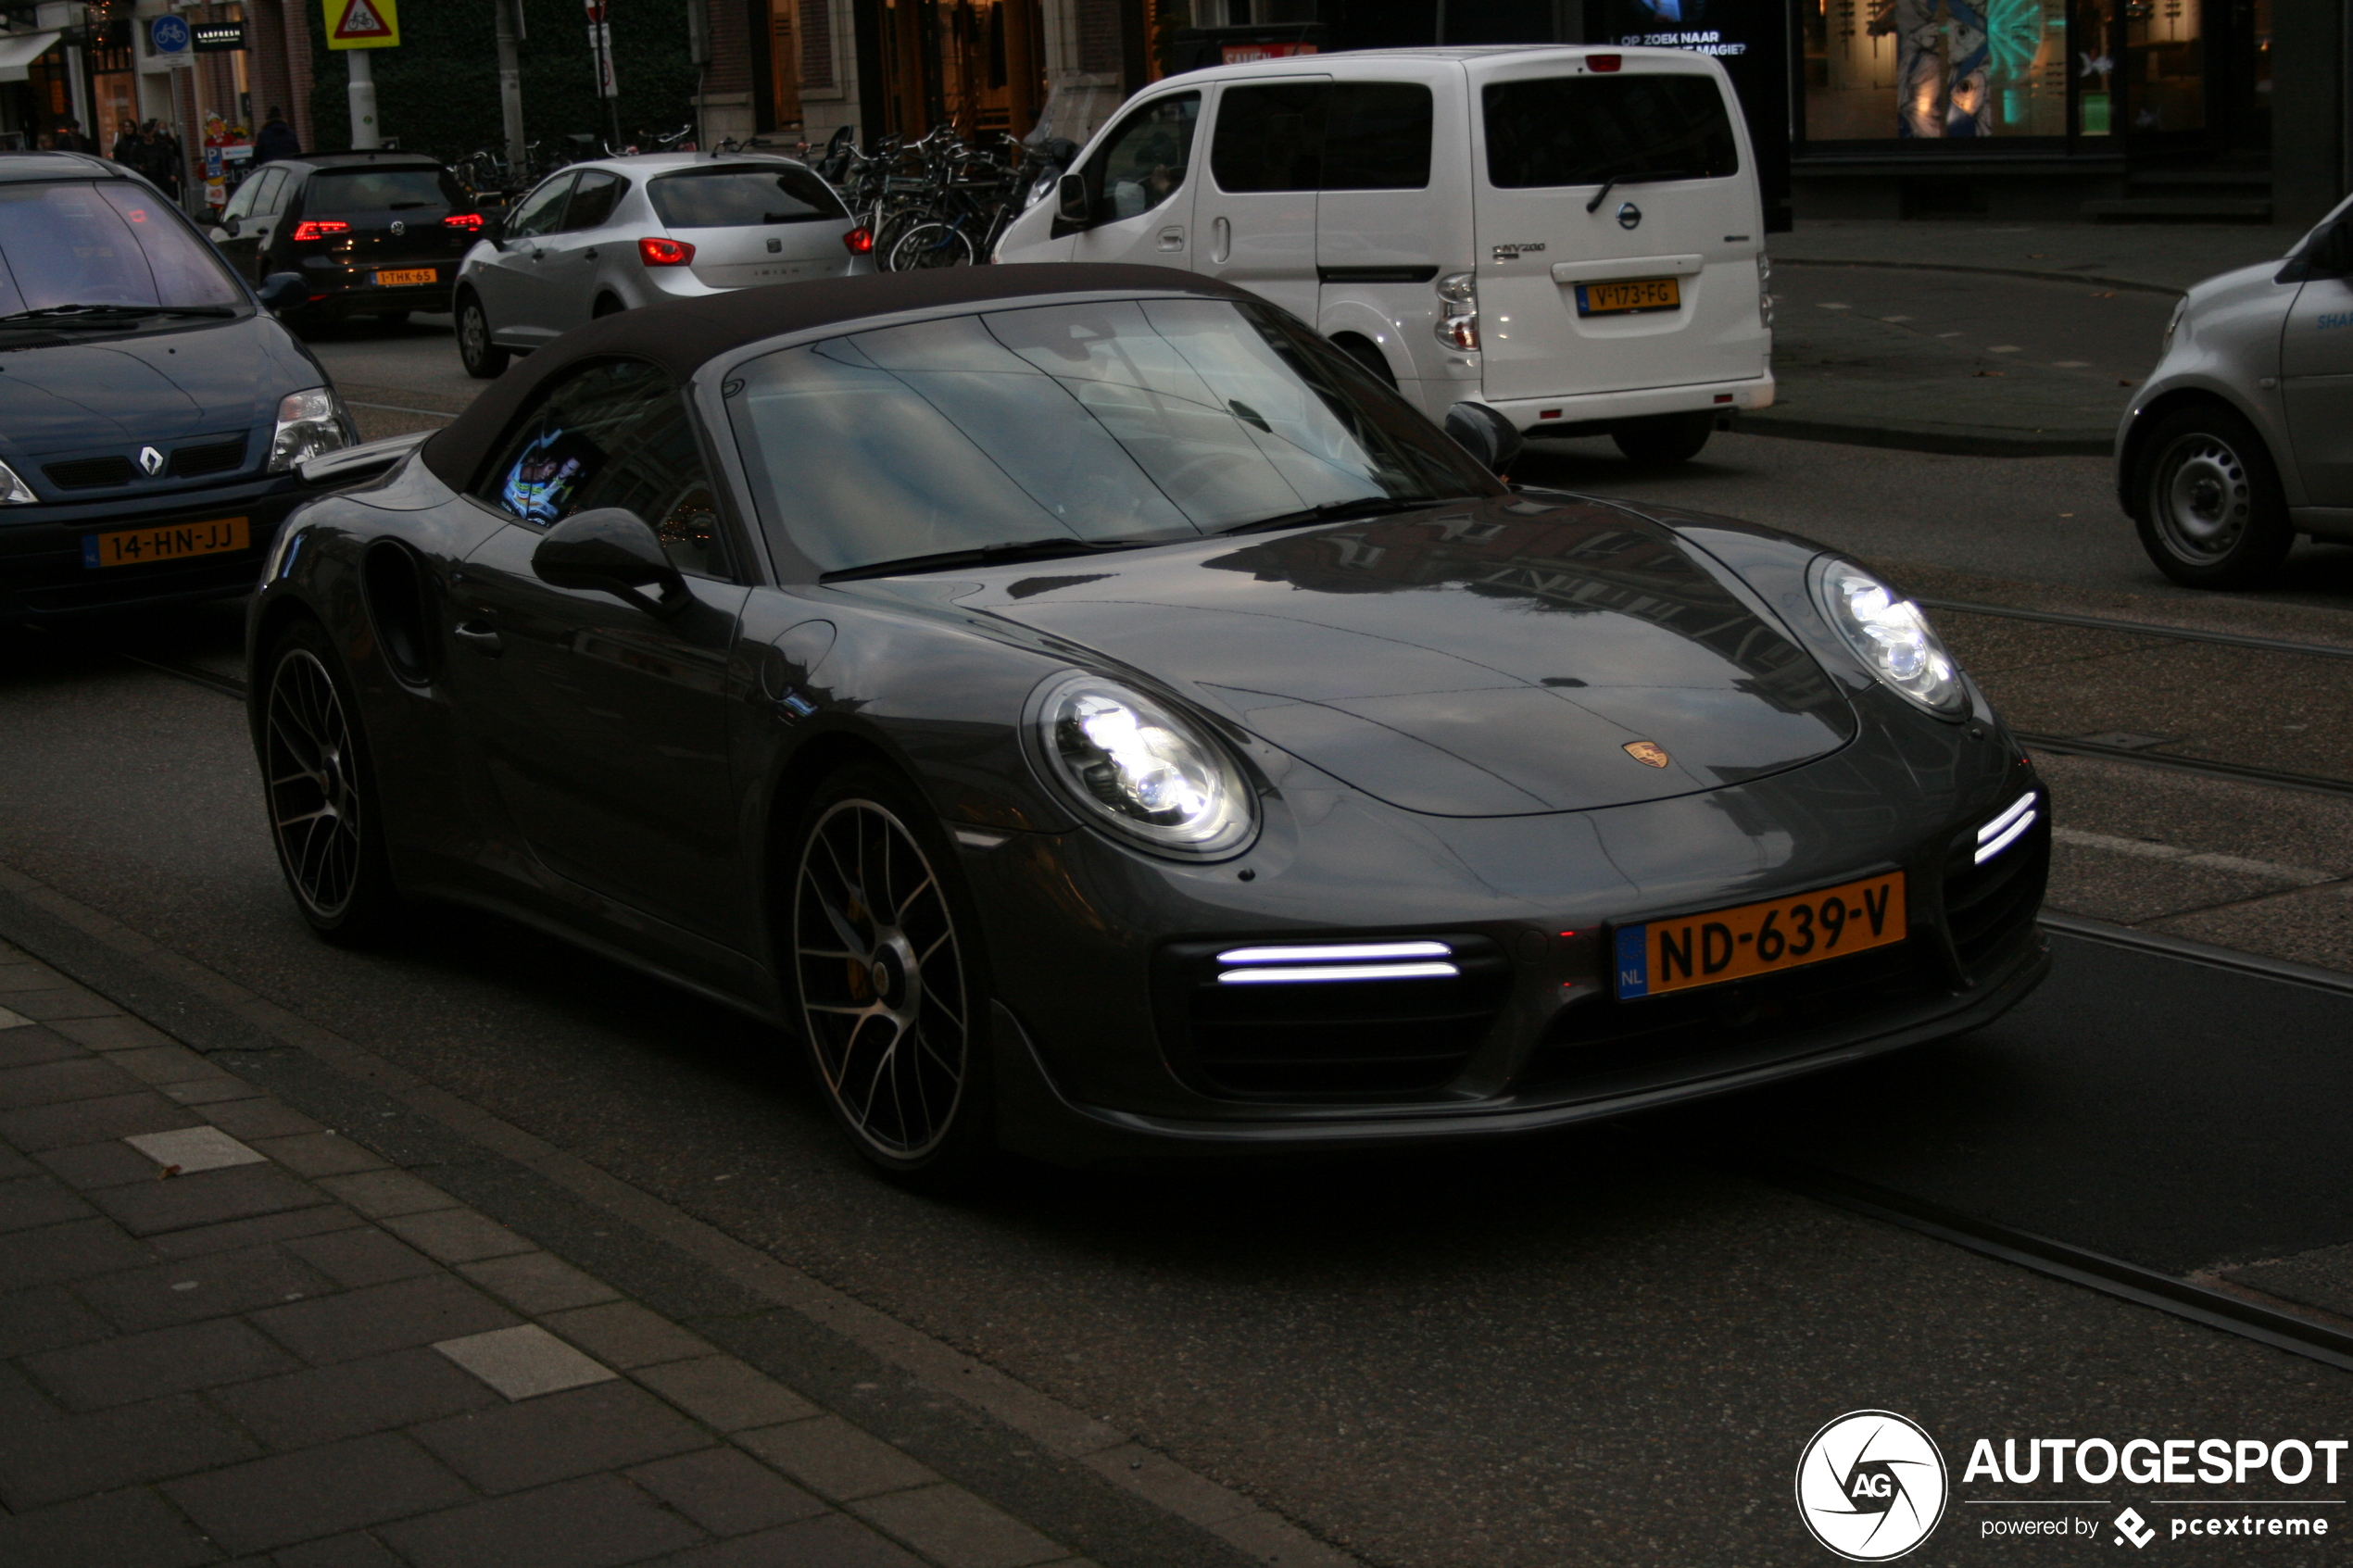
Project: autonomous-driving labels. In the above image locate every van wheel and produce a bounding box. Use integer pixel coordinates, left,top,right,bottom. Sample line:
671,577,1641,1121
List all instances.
1613,412,1714,466
2133,403,2292,588
457,293,509,380
1332,335,1397,390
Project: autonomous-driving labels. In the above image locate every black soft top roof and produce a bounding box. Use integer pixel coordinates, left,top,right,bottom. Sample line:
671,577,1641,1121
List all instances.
0,151,124,185
421,263,1245,491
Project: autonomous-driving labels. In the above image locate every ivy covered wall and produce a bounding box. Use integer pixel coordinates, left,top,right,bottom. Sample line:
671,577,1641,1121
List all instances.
303,0,700,162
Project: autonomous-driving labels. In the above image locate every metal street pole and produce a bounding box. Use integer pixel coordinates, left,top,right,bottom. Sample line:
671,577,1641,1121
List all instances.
495,0,524,169
347,47,379,147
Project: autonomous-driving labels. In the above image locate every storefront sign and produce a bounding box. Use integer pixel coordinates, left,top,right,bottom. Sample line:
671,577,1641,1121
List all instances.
191,20,244,51
1221,41,1316,63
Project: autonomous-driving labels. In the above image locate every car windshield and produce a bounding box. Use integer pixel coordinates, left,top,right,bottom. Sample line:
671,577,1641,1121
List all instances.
726,297,1502,576
306,167,462,212
0,182,244,317
649,166,843,228
1482,74,1739,188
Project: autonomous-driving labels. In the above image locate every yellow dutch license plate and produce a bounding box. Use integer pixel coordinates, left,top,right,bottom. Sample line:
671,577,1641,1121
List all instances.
1613,872,1906,999
81,516,249,570
1576,276,1681,316
373,267,438,287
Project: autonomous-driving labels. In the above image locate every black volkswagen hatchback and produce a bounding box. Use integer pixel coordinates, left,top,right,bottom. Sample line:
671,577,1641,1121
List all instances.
207,151,481,327
0,152,353,621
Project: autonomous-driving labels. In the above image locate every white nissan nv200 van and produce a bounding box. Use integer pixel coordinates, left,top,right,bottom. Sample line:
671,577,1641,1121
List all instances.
992,45,1774,465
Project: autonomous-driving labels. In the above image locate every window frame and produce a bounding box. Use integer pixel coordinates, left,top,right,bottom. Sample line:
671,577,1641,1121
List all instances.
501,172,579,242
1056,90,1202,234
560,169,630,233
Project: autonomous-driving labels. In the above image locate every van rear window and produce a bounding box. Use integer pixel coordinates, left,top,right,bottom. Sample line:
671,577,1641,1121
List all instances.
1481,75,1738,190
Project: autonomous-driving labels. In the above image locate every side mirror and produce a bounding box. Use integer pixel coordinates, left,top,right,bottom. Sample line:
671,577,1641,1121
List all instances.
256,272,308,314
532,507,688,616
1444,401,1525,476
483,213,508,248
1055,171,1090,226
2318,220,2353,278
222,213,242,237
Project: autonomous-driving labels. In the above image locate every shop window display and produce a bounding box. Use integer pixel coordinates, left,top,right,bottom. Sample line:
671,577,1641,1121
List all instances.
1804,0,2068,138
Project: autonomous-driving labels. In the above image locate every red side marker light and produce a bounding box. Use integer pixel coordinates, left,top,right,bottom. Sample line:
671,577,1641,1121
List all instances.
443,212,484,231
1589,53,1622,71
291,220,350,242
637,235,696,267
1558,930,1580,939
1539,409,1561,420
1714,393,1735,403
843,226,875,255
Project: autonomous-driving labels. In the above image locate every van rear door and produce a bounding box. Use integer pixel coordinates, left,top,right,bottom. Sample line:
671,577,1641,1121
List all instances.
1466,55,1763,404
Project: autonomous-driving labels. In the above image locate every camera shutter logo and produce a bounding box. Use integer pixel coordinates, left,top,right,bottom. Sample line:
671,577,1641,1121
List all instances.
1794,1410,1948,1561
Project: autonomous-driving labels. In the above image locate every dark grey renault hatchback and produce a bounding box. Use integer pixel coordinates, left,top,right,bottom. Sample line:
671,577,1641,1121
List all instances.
247,264,2050,1185
0,152,352,622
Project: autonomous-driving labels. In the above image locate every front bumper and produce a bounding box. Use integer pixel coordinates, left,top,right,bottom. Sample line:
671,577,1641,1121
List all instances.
971,723,2046,1164
0,473,313,620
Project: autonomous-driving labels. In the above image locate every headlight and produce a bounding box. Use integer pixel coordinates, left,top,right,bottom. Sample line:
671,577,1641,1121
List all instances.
0,458,34,505
1031,673,1255,856
267,386,351,472
1812,559,1967,716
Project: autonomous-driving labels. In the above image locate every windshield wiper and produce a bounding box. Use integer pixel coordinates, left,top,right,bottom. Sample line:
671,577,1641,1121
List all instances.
1587,168,1709,213
1220,495,1470,536
0,304,238,324
820,535,1155,583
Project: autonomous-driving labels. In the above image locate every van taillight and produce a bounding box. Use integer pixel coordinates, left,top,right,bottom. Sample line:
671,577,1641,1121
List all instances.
291,220,350,242
1589,53,1622,70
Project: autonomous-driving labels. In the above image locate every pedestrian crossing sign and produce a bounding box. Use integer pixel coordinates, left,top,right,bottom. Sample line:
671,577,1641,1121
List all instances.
324,0,398,49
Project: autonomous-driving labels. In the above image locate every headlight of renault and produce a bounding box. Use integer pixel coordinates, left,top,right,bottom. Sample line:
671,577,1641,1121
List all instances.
1031,673,1255,856
1812,559,1968,717
267,387,351,472
0,458,34,505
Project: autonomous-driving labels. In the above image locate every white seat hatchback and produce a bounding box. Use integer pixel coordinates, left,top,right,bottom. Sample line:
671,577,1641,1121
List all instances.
992,46,1774,464
455,151,873,379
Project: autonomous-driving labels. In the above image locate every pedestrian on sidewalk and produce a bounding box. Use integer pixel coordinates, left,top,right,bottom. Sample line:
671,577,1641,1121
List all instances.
254,107,301,166
109,117,142,167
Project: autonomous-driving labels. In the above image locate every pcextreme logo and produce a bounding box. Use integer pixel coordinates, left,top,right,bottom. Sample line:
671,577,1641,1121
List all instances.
1796,1410,1951,1561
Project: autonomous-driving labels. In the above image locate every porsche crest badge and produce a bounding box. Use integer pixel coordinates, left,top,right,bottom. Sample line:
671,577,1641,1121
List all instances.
1623,740,1670,768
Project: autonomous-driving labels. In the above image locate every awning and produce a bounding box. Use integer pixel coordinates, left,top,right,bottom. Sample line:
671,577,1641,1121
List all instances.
0,30,62,82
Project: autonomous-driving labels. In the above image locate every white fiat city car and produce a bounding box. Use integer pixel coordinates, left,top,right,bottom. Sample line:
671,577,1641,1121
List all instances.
2119,197,2353,587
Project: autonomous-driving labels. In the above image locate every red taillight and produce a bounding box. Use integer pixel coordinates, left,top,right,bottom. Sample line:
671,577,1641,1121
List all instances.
291,220,350,242
637,235,696,267
1588,53,1622,70
843,226,874,255
443,213,484,231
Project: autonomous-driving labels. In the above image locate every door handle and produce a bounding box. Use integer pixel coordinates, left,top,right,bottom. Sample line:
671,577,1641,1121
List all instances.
454,620,503,655
1157,225,1184,252
1212,216,1231,265
583,247,598,261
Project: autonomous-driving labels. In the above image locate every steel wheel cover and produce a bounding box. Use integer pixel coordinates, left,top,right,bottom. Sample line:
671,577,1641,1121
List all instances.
2152,432,2252,562
459,304,490,363
265,647,365,919
792,799,969,1159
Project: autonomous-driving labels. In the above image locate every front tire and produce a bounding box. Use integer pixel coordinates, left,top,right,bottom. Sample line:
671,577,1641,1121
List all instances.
456,293,510,380
1612,411,1714,466
2133,403,2292,588
786,766,994,1186
260,619,406,945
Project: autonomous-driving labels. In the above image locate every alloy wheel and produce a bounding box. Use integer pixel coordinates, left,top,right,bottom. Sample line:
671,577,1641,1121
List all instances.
265,647,365,920
2151,431,2252,564
792,798,969,1160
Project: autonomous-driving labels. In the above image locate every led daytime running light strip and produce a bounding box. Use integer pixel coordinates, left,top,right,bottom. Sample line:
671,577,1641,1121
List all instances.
1214,940,1460,985
1975,790,2040,865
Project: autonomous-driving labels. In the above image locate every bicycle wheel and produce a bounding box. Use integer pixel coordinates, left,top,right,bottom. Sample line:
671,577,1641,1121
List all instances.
887,221,975,271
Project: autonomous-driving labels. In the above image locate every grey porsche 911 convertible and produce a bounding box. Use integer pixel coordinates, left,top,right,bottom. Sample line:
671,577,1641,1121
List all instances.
247,264,2048,1184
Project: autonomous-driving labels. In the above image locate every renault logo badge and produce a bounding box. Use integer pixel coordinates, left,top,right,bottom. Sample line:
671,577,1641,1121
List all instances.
1623,740,1669,768
137,445,164,476
390,220,406,236
1617,201,1642,231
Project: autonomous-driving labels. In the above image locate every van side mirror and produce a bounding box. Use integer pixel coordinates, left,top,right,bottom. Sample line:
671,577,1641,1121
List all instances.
532,508,688,616
256,272,308,314
1444,402,1524,476
1055,172,1091,227
222,213,242,237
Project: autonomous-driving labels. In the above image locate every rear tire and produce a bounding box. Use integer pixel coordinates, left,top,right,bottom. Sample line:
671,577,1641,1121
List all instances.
2133,403,2293,588
785,765,996,1190
592,294,624,319
1332,334,1398,390
259,618,407,946
1612,411,1714,466
456,293,509,380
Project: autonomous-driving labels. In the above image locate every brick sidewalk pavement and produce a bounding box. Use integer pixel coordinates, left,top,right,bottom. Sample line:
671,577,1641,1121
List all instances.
0,938,1094,1568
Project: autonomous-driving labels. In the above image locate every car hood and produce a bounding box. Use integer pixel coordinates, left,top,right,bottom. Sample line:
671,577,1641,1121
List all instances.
951,493,1857,818
0,313,318,457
